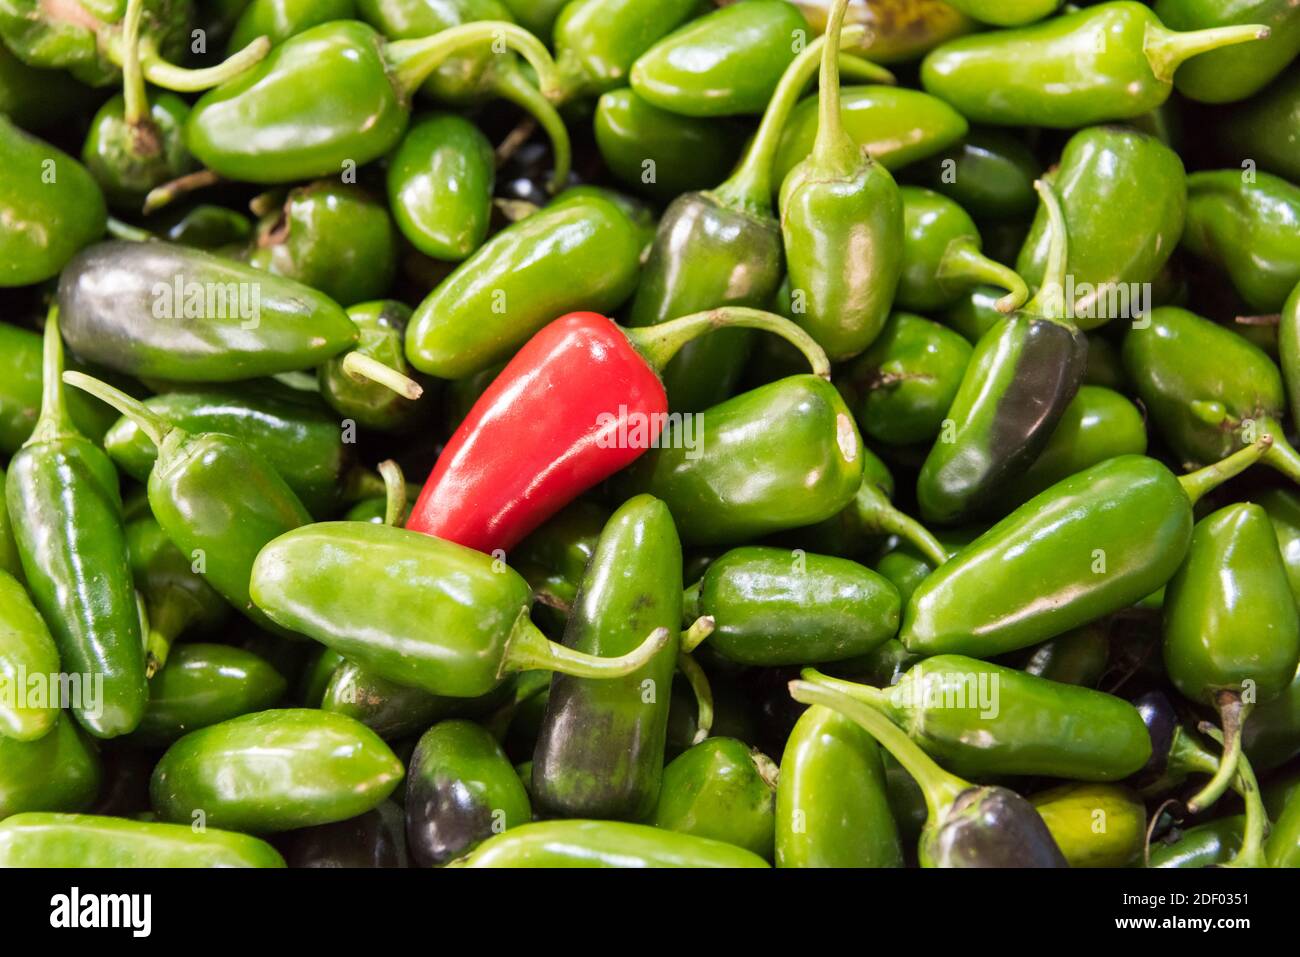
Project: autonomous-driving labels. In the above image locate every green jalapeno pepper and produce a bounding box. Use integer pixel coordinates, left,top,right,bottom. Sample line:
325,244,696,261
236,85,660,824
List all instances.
1216,64,1300,183
1016,127,1187,330
157,203,253,248
903,440,1273,660
1180,170,1300,313
789,678,1067,867
498,0,565,39
512,500,609,618
0,43,94,132
406,718,531,867
1243,664,1300,772
7,314,146,739
284,799,408,868
1030,783,1145,868
906,128,1040,223
775,0,975,63
321,661,481,740
150,708,403,832
229,0,356,52
943,0,1061,27
775,703,902,867
807,659,1151,780
0,812,286,867
1014,623,1112,689
0,569,60,740
920,2,1269,128
1149,815,1244,867
1156,0,1300,104
916,180,1086,525
298,647,346,708
453,819,769,867
318,300,430,433
1257,486,1300,602
1282,283,1300,433
250,521,672,698
532,495,682,820
0,715,101,816
940,284,1006,343
1267,782,1300,867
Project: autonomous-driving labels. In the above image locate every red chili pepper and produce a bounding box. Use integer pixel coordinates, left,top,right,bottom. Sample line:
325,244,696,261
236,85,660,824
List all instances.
406,308,830,555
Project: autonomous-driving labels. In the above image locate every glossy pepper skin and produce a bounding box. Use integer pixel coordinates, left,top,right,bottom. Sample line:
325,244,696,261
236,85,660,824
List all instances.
406,719,531,867
922,2,1270,128
1156,0,1300,103
405,196,643,380
780,0,904,362
321,660,460,740
0,570,60,740
775,704,903,868
387,113,495,262
285,800,408,868
0,813,286,868
649,738,778,862
1016,624,1112,688
0,716,101,817
151,708,404,832
0,324,118,455
1016,127,1187,331
1216,64,1300,183
627,374,862,546
532,496,682,820
0,117,107,287
1267,784,1300,867
908,129,1040,223
454,819,769,868
320,301,429,433
7,316,146,739
229,0,356,52
1180,170,1300,313
1148,816,1244,867
772,0,975,63
691,547,900,666
916,181,1087,525
57,240,358,382
0,43,94,132
943,0,1060,27
82,93,193,210
1031,784,1146,868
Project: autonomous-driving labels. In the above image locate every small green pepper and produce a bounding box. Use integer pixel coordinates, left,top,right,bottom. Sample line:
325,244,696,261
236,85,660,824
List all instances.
319,300,429,433
512,500,610,618
151,708,404,832
1215,64,1300,183
1257,486,1300,602
1148,816,1244,867
0,715,101,817
0,43,94,132
229,0,356,52
906,128,1040,223
0,569,60,740
1156,0,1300,103
1030,783,1146,868
406,719,531,867
0,475,22,582
453,819,770,867
158,203,253,249
779,0,975,63
321,660,461,740
1015,624,1112,689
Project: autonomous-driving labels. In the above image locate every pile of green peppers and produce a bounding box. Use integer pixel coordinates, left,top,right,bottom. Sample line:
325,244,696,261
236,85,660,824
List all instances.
2,0,1300,873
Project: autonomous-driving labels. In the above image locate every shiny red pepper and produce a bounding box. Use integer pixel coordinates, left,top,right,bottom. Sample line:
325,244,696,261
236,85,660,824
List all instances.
406,308,829,555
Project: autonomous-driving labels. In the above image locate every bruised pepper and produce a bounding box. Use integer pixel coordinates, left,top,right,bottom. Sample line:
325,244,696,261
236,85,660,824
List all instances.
916,180,1086,525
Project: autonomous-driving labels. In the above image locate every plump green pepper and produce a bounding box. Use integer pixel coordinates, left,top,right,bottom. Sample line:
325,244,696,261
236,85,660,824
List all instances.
0,715,101,817
649,737,777,862
1016,127,1186,330
319,300,429,433
406,195,643,379
132,644,287,746
453,819,769,867
1180,170,1300,313
0,812,286,867
0,43,94,132
387,113,495,262
1258,486,1300,601
1015,623,1112,688
406,719,531,867
7,315,146,738
1156,0,1300,103
0,569,60,740
157,203,253,248
320,660,466,739
809,659,1151,780
150,708,404,832
1149,816,1244,867
229,0,356,52
250,521,672,698
626,374,864,546
907,129,1040,222
532,495,682,820
775,704,902,867
1030,783,1146,868
0,117,107,287
921,2,1269,128
1215,64,1300,183
689,546,900,666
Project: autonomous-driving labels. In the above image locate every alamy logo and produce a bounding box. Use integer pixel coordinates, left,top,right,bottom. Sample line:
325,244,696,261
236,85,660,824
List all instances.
0,668,102,719
1038,276,1151,322
50,888,151,937
887,666,1001,719
152,275,262,329
594,407,704,460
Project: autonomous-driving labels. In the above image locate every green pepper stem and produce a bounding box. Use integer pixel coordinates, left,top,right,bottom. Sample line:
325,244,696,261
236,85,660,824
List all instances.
144,598,189,679
624,307,831,380
712,27,865,215
494,66,572,194
377,459,406,528
1257,416,1300,486
808,0,860,176
677,651,714,745
61,371,172,450
1199,724,1269,868
143,169,222,214
1145,22,1270,84
1168,726,1225,781
837,54,894,86
341,351,424,400
27,309,77,446
682,581,702,625
1185,691,1250,815
499,614,673,680
936,239,1029,315
106,216,153,242
128,35,272,93
120,0,148,126
790,677,967,821
855,483,948,567
1177,435,1273,505
800,667,891,711
385,22,561,104
1022,179,1072,324
681,615,715,654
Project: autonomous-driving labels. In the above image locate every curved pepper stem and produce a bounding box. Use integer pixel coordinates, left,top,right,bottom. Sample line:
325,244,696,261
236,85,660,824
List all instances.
499,614,673,680
1256,416,1300,486
677,651,714,745
143,169,222,214
104,31,272,93
681,615,715,654
385,22,561,105
341,465,389,505
1177,435,1273,506
854,480,949,567
341,351,424,400
106,216,154,242
494,66,572,194
1184,691,1250,815
377,459,407,528
1214,735,1269,868
1144,22,1270,84
1022,179,1072,324
143,595,187,679
27,309,77,447
808,0,860,177
624,307,832,380
790,676,967,822
937,239,1030,315
837,54,894,86
61,372,173,450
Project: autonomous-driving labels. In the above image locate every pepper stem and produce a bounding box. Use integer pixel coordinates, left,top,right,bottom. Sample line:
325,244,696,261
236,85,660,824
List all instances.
1144,22,1270,84
385,22,561,104
1023,179,1072,323
855,482,949,567
677,651,714,745
120,0,148,126
712,27,865,215
61,371,172,450
790,677,967,821
341,465,387,504
106,216,153,242
494,66,572,194
682,580,702,625
144,599,188,679
936,239,1029,315
1184,691,1249,815
127,35,272,93
838,54,895,86
1177,435,1273,505
143,169,222,214
27,308,77,446
808,0,859,176
1199,724,1269,868
499,613,673,680
341,351,424,400
624,307,831,380
681,615,715,654
377,459,406,528
1257,416,1300,486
